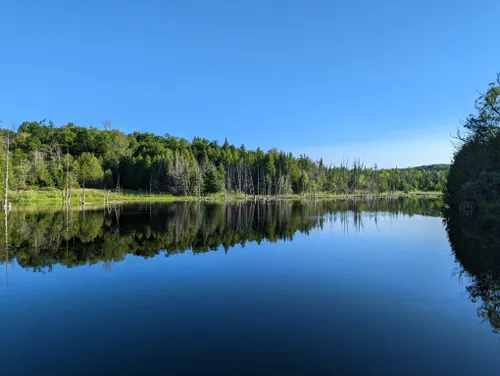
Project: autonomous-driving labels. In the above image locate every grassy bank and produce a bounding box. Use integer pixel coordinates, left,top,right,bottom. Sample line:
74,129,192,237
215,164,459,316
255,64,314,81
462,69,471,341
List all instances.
8,188,442,208
9,188,194,206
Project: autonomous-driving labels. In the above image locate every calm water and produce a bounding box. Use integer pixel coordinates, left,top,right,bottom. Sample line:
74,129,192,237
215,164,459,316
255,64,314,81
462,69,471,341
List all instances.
1,199,499,375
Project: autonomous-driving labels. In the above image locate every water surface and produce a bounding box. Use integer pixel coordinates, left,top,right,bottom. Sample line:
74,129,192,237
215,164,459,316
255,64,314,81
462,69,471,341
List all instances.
1,199,499,375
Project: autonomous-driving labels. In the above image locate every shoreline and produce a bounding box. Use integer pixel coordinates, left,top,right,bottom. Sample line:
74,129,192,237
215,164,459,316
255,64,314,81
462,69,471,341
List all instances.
8,189,443,208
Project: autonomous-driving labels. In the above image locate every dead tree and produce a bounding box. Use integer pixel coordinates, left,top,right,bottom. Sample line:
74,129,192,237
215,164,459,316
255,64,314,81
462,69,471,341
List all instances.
3,129,10,210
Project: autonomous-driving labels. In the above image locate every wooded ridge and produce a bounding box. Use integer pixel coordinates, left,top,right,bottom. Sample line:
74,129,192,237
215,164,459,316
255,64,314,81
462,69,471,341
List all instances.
0,120,447,200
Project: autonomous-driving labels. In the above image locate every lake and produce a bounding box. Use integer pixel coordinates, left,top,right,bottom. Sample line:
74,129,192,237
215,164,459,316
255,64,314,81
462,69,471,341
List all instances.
1,199,499,375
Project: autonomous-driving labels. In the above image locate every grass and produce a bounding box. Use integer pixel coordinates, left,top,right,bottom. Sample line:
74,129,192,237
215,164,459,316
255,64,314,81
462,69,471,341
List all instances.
10,188,193,205
8,188,442,208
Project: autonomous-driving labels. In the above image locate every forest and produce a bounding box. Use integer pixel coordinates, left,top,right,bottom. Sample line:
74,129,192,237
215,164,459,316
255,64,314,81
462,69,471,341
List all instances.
0,120,447,200
445,74,500,215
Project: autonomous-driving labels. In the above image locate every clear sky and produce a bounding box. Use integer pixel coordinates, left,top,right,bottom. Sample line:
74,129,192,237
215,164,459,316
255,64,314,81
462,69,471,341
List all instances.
1,0,499,168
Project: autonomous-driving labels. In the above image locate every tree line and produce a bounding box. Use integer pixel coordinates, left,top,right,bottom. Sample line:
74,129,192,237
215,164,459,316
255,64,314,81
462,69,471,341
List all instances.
0,120,447,199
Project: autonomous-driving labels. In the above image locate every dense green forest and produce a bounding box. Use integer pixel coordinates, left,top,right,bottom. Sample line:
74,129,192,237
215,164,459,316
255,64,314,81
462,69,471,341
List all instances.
0,120,447,199
445,74,500,213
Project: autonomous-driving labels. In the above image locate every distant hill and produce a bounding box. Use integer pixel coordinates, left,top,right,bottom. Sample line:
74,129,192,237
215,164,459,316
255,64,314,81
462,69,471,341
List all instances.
379,164,450,172
412,164,450,172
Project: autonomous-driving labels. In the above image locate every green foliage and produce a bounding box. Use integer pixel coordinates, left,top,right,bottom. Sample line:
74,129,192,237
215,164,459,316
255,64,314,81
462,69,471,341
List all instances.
413,164,449,172
75,152,104,188
445,74,500,211
203,164,225,194
2,121,446,197
103,169,114,189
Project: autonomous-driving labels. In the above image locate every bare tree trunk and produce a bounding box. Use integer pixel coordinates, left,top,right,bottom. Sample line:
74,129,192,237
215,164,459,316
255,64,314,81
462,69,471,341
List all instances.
4,131,9,210
243,160,248,198
257,168,259,198
247,163,254,198
238,162,242,195
115,161,121,192
65,151,71,205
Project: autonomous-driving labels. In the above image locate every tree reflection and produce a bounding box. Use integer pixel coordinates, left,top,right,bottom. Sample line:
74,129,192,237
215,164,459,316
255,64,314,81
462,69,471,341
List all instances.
445,211,500,333
0,199,441,273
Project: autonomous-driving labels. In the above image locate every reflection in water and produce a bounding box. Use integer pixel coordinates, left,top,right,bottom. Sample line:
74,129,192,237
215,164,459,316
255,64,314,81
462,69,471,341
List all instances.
3,202,7,287
5,198,500,375
445,211,500,333
0,198,441,273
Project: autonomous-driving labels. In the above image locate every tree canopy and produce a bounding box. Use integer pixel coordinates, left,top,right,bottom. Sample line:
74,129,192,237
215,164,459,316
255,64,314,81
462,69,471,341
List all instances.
0,120,447,197
445,74,500,210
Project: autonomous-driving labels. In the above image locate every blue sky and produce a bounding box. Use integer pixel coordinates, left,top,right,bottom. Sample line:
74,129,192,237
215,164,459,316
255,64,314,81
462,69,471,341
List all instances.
1,0,499,168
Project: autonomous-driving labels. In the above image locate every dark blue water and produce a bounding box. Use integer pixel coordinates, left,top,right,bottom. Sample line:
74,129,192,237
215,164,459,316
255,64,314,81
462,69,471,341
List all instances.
0,201,499,375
